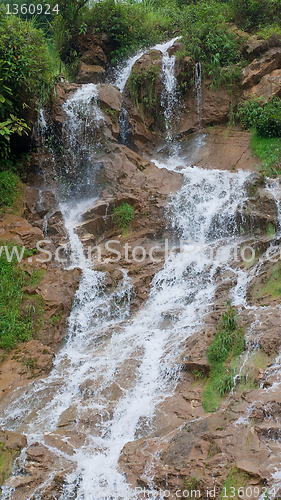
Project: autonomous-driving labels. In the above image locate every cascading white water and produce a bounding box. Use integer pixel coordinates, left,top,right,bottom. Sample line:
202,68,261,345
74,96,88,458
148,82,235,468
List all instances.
161,49,179,152
0,158,251,499
2,44,273,500
113,37,180,147
113,38,179,93
266,178,281,232
195,62,203,130
60,84,105,200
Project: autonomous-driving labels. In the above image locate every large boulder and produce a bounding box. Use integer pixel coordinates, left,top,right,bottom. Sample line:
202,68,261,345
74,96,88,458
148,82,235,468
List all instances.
242,47,281,88
78,32,109,67
244,68,281,99
77,62,105,84
123,49,163,150
244,33,281,59
97,84,122,113
177,85,231,137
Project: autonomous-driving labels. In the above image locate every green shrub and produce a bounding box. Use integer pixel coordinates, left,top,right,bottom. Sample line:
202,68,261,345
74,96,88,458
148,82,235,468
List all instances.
0,171,21,208
83,0,172,62
112,203,135,229
202,302,245,412
182,2,240,66
236,97,265,130
0,8,52,122
231,0,281,31
180,1,243,89
256,98,281,138
0,243,44,349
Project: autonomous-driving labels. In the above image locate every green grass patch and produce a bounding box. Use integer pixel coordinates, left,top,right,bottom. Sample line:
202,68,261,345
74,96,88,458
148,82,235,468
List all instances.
0,171,21,209
221,467,249,500
251,261,281,301
112,203,135,230
0,243,45,350
251,130,281,177
202,302,245,412
50,312,63,325
0,442,19,485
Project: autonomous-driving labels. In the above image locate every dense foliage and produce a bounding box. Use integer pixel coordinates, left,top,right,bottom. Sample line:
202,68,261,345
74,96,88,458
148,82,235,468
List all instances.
0,6,52,159
237,97,281,138
0,244,44,350
231,0,281,31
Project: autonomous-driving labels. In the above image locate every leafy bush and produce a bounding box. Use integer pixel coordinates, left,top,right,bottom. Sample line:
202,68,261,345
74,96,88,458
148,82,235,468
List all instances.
0,115,30,159
237,98,264,130
179,1,243,89
112,203,135,228
0,10,52,120
82,0,172,62
238,97,281,138
0,243,44,349
202,302,245,412
256,98,281,138
182,2,240,67
0,171,21,208
231,0,281,31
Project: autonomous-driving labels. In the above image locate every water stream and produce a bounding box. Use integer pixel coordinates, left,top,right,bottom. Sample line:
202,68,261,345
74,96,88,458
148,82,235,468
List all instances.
2,40,281,500
114,37,180,147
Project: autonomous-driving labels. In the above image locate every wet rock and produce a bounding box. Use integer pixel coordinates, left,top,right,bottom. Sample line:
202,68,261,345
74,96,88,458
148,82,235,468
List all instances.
97,84,122,113
179,328,214,376
77,62,106,84
47,210,68,245
44,433,75,456
242,47,281,89
178,86,231,137
236,187,278,235
75,144,182,244
123,50,163,150
189,127,259,172
0,429,27,451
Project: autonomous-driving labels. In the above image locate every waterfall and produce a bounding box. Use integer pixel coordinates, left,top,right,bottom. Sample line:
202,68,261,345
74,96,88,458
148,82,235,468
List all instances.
195,62,203,130
160,49,179,153
266,178,281,232
60,84,105,200
113,37,180,147
0,43,269,500
0,160,250,499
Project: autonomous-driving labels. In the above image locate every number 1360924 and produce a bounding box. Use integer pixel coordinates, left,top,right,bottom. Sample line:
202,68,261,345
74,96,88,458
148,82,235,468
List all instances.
6,4,59,15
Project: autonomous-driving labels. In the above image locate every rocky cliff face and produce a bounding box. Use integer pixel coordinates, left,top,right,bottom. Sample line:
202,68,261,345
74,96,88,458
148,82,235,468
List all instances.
2,34,281,499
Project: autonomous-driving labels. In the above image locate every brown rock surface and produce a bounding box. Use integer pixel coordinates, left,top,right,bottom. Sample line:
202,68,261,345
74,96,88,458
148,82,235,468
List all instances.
97,84,122,113
78,32,109,66
77,62,105,84
245,68,281,99
0,214,44,249
242,47,281,88
186,127,259,171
